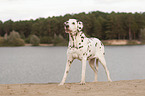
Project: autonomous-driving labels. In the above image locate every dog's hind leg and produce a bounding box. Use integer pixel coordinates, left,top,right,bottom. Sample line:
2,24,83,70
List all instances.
89,58,98,82
98,56,112,82
95,59,99,81
59,59,73,85
96,59,99,72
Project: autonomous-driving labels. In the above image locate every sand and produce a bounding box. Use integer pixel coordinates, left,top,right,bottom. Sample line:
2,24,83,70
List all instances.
102,40,141,45
0,79,145,96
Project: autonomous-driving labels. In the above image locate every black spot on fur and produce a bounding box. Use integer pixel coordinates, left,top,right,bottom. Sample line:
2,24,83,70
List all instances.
80,32,83,36
69,60,72,64
81,36,84,39
88,54,92,58
71,35,74,41
79,43,81,45
73,44,74,47
72,22,75,24
66,71,69,73
89,50,91,52
95,43,97,47
79,46,83,49
76,33,78,36
83,53,87,55
100,47,101,48
82,40,83,42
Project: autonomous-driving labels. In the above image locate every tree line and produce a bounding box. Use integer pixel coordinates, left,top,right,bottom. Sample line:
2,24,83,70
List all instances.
0,11,145,45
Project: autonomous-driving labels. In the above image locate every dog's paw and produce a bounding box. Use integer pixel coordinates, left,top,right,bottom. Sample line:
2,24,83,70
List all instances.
93,80,98,82
80,82,86,85
108,79,112,82
58,83,64,86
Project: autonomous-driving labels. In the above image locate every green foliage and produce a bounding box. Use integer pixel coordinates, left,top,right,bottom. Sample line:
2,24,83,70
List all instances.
0,31,25,46
140,28,145,43
7,31,25,46
0,37,5,46
30,35,40,46
8,31,21,39
0,11,145,46
3,20,13,35
53,34,67,46
40,36,53,44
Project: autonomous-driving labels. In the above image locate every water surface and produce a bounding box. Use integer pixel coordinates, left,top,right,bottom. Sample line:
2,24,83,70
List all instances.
0,45,145,84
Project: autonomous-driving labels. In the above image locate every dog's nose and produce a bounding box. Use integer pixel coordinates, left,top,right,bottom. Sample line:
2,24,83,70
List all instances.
66,25,69,28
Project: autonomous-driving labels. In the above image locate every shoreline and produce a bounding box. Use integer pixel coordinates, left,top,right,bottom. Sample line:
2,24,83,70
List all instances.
0,79,145,96
27,40,143,47
0,40,144,47
102,40,142,46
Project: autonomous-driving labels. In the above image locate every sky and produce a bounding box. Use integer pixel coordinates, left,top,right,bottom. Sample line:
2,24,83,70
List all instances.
0,0,145,22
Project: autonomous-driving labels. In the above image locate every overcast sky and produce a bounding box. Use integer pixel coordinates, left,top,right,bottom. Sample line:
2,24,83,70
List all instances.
0,0,145,22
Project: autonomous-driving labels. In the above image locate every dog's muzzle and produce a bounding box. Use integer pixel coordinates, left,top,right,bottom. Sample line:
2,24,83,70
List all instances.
65,25,69,29
64,25,71,33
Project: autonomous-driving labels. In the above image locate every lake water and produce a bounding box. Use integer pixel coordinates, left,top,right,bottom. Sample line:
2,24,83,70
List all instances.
0,45,145,84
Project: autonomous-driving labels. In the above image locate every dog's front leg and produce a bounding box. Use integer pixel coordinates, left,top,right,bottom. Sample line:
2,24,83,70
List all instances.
59,59,73,86
80,57,87,85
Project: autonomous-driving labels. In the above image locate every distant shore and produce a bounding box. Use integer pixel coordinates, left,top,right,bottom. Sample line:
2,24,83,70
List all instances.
0,79,145,96
25,40,143,47
102,40,142,46
25,43,54,47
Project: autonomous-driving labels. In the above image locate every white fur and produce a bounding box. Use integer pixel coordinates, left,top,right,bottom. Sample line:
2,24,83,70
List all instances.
59,19,112,85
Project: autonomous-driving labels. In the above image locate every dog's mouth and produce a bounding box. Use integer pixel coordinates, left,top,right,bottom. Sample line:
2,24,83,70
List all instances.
65,29,72,33
65,27,72,33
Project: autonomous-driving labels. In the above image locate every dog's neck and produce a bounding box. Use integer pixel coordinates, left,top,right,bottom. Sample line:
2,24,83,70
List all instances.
68,31,86,48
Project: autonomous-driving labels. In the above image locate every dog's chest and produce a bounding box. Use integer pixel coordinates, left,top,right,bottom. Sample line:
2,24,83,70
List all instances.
69,32,86,48
67,38,96,60
67,48,82,59
67,32,103,60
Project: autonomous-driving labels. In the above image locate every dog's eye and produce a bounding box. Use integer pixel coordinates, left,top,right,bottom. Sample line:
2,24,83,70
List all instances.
72,22,75,25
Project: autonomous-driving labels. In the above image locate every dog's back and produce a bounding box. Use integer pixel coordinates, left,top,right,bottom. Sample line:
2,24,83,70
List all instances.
86,38,105,59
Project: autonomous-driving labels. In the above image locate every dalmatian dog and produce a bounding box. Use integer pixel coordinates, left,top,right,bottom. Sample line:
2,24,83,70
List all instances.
59,19,112,85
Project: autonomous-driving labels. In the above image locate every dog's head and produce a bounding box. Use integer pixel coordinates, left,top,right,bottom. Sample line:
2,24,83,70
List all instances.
64,19,83,35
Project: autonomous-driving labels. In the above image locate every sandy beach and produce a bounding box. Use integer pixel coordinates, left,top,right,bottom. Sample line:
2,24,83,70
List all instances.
0,79,145,96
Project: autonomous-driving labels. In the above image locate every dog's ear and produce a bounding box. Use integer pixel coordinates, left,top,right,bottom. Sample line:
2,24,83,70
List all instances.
77,21,83,32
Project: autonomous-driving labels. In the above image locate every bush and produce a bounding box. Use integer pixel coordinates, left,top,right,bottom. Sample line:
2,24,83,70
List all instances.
7,31,25,46
102,40,110,45
30,35,40,46
40,36,53,44
8,38,25,46
0,37,5,46
9,31,21,40
53,34,68,46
